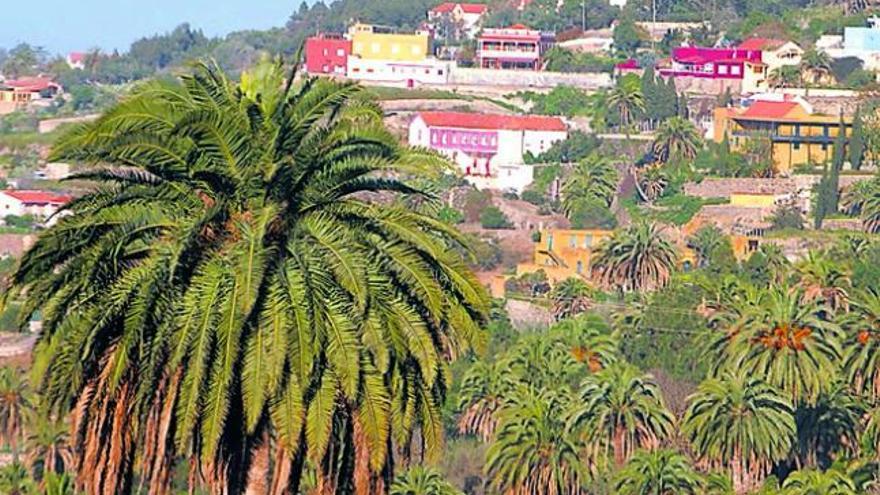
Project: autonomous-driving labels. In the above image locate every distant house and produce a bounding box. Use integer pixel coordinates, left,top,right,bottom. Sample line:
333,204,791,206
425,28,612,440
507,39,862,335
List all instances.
713,95,852,174
0,190,72,220
427,2,488,39
0,77,62,115
477,24,556,71
737,38,803,71
660,46,767,93
557,28,614,55
304,34,352,76
821,16,880,70
67,52,86,70
408,111,567,191
516,229,615,284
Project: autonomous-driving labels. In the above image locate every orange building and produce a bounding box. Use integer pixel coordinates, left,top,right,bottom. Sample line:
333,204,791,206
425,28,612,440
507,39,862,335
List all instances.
516,229,614,284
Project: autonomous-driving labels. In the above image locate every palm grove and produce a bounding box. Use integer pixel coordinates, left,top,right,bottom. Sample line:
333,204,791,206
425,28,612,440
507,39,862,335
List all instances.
4,61,880,495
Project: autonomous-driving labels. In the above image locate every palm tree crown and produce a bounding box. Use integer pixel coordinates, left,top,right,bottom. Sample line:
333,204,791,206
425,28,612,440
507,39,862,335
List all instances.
590,222,678,293
652,116,703,163
6,60,488,494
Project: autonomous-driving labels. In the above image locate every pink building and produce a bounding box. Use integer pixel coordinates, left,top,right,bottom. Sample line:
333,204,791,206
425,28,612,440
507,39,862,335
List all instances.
476,24,555,70
304,34,352,76
659,46,768,93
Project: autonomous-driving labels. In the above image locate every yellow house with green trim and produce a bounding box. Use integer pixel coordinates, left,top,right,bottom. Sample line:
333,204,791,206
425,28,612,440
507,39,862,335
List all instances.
348,23,430,62
713,98,852,174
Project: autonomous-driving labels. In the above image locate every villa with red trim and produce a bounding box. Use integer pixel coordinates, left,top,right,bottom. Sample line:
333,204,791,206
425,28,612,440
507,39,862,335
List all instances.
0,190,72,219
408,111,567,191
427,3,488,38
304,34,352,76
659,46,768,93
476,24,556,70
0,77,62,115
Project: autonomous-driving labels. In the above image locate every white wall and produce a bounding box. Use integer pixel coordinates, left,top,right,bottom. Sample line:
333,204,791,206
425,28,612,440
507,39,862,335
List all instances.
347,57,453,86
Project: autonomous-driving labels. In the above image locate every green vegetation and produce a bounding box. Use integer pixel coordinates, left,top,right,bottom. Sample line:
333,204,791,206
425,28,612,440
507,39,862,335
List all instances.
480,206,514,229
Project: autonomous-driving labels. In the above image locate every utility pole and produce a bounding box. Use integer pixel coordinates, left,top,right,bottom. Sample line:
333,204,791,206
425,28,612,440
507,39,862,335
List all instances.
651,0,657,51
582,0,586,32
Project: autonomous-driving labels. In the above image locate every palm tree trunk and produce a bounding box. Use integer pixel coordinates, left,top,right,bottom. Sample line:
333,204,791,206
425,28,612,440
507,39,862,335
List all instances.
732,447,745,495
613,426,625,466
245,431,271,495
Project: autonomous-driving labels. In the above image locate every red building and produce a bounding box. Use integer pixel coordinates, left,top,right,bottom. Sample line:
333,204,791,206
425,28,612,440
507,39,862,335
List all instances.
304,34,352,76
476,24,555,70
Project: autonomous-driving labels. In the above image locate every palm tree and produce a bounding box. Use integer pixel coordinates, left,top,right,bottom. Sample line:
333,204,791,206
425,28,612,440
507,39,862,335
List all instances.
456,360,514,441
485,387,590,495
635,164,669,202
841,179,879,216
800,49,834,87
390,466,462,495
652,116,703,163
0,462,35,495
23,418,72,477
792,384,862,469
843,288,880,399
550,278,593,321
859,179,880,233
795,251,851,313
781,469,857,494
0,367,30,464
607,74,645,131
767,66,801,89
568,362,674,466
731,286,842,405
687,225,728,268
591,223,678,294
549,315,619,373
561,152,618,216
42,472,75,495
614,449,704,495
5,60,489,494
682,371,796,495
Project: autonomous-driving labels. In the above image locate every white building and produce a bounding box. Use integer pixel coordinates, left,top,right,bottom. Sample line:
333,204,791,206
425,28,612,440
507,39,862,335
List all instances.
820,16,880,70
0,190,72,220
427,3,488,39
408,111,568,192
346,57,454,86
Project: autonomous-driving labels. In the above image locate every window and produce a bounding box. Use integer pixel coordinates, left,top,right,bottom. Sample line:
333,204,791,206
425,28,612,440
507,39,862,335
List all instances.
793,142,800,150
822,143,829,151
547,234,553,250
583,235,592,248
371,43,380,53
731,65,741,75
569,235,577,248
718,64,728,75
748,239,759,252
337,48,345,57
391,44,400,54
322,65,329,72
412,46,420,55
576,261,583,274
794,124,800,136
323,48,329,56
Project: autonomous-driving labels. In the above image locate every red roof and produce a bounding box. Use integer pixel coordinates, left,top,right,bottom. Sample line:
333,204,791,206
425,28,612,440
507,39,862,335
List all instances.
418,111,566,132
68,52,86,63
737,38,785,51
2,77,60,93
508,23,530,30
430,2,488,14
2,190,72,205
740,101,799,120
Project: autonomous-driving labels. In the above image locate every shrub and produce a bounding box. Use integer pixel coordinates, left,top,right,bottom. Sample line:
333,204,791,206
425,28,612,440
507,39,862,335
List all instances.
768,202,805,231
436,206,464,224
520,189,545,206
569,201,617,229
480,206,514,229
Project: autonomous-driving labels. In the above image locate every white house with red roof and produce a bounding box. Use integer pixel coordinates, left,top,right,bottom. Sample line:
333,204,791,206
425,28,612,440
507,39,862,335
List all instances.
737,38,802,71
67,52,86,70
0,190,72,221
409,111,567,191
427,3,488,38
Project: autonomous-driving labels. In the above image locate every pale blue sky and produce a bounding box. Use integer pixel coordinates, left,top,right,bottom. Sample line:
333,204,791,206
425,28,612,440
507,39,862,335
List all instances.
2,0,307,55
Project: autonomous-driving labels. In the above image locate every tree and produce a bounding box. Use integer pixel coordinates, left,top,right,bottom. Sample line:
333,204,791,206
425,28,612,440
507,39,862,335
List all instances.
42,472,75,495
687,225,733,269
769,202,806,231
795,251,851,313
841,179,878,216
2,43,44,79
813,118,846,229
550,278,593,321
614,449,704,495
613,18,645,57
850,107,866,171
0,462,35,495
23,418,72,477
390,467,463,495
561,152,619,216
781,469,857,495
591,223,678,293
480,206,513,229
682,371,796,495
607,74,645,131
728,286,842,405
568,362,674,466
0,367,30,464
800,49,834,87
843,288,880,400
859,179,880,233
635,165,669,203
485,388,589,495
652,116,703,163
6,60,488,494
457,360,514,441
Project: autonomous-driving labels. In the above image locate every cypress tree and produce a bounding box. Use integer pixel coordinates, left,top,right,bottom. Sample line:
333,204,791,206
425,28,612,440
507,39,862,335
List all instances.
814,117,846,229
851,106,865,171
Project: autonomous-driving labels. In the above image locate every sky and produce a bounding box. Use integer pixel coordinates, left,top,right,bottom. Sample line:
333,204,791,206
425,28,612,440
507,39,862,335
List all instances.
1,0,306,56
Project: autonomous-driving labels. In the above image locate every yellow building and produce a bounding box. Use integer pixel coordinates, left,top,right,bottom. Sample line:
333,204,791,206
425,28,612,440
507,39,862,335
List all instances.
729,192,779,208
516,229,614,284
348,23,430,62
713,98,852,174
